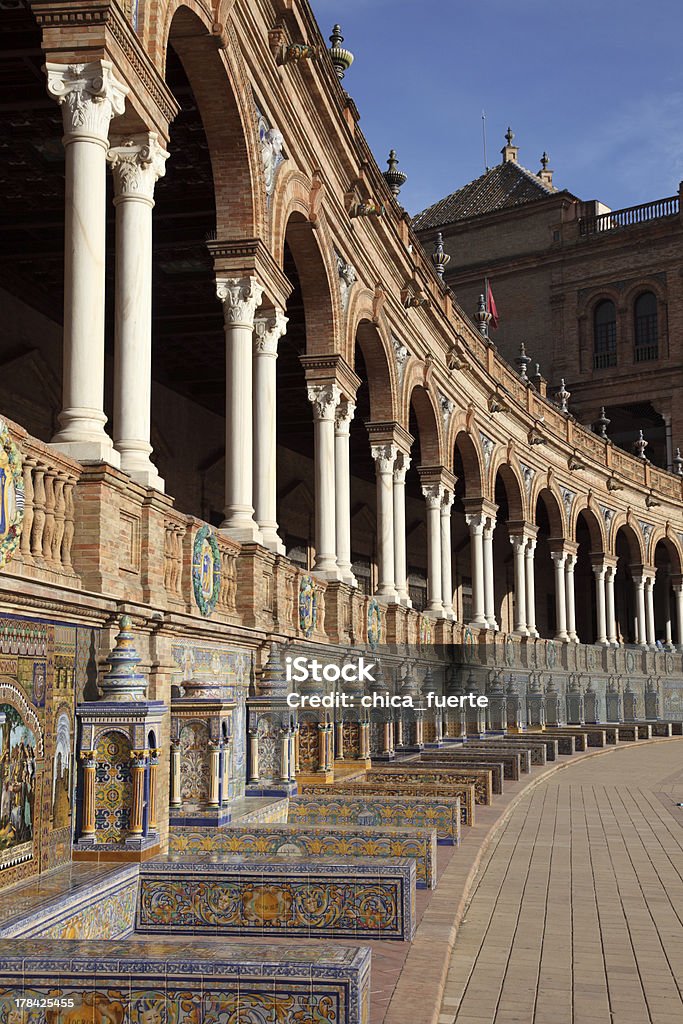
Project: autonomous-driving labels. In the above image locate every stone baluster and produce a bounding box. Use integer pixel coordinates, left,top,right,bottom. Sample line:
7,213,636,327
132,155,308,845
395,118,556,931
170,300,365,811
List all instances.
79,750,97,838
253,309,288,551
216,276,264,543
42,471,56,566
46,61,127,463
31,466,46,559
61,476,76,571
334,398,356,585
307,383,342,578
19,457,35,559
52,474,67,567
129,750,147,835
372,443,398,600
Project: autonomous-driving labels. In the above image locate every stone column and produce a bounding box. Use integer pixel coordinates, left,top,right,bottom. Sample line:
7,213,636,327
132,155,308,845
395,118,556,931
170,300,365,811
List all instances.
148,749,159,833
645,575,656,647
307,384,341,578
525,537,538,638
216,276,264,543
605,563,618,645
673,580,683,650
280,729,290,781
483,516,498,630
335,720,344,760
335,398,356,585
46,61,128,464
79,750,97,838
317,722,327,771
551,550,569,641
372,443,399,600
393,450,412,606
466,513,488,628
422,483,444,614
565,551,578,642
170,742,182,807
633,575,648,646
248,729,259,782
510,535,528,635
592,561,608,645
129,751,147,835
207,744,221,806
441,490,455,618
108,133,168,490
252,309,288,553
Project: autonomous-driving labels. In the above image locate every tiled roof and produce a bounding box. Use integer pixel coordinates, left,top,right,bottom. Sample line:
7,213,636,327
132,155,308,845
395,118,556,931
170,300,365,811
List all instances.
412,160,560,231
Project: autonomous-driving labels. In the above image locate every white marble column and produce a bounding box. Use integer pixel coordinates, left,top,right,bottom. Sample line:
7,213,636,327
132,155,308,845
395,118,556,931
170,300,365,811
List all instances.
466,513,488,629
673,582,683,650
644,575,656,647
551,551,569,641
592,562,608,645
605,564,618,645
441,490,455,619
307,384,341,578
216,276,263,543
46,61,128,464
253,309,288,553
334,398,356,585
423,483,444,614
565,552,578,642
633,575,647,646
393,450,411,606
510,535,528,635
372,443,398,601
483,515,498,630
525,537,538,638
108,133,168,490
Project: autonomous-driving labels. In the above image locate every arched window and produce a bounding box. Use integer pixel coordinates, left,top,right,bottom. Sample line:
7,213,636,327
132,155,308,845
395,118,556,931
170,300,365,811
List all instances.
634,291,658,362
593,300,617,369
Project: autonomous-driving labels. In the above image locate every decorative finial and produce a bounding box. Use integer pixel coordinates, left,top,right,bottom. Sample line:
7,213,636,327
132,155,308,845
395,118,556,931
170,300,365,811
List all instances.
99,614,148,702
505,126,514,146
633,429,648,460
431,232,450,278
674,448,683,475
531,363,542,388
540,151,549,170
476,294,492,339
515,342,531,381
328,25,354,80
383,149,407,197
595,406,611,439
556,378,571,414
258,642,287,696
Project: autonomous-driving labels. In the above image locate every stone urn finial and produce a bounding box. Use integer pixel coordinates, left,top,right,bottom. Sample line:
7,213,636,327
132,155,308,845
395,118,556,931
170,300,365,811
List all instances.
99,614,148,702
329,25,354,79
259,642,288,697
431,232,450,279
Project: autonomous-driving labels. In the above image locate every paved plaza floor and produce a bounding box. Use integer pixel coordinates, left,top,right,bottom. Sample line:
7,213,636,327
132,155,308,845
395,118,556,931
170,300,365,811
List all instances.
438,741,683,1024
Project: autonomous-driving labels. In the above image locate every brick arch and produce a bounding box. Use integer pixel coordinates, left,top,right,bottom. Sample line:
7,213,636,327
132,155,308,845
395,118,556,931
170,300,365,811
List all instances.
492,461,526,522
573,505,606,553
533,485,566,539
284,211,340,355
161,4,261,239
452,428,484,500
611,516,646,564
352,316,398,422
406,383,441,466
651,530,683,575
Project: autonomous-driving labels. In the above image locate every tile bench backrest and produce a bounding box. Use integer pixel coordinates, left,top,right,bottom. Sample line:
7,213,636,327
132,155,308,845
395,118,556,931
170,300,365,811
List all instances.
288,793,461,845
367,767,493,805
305,782,476,827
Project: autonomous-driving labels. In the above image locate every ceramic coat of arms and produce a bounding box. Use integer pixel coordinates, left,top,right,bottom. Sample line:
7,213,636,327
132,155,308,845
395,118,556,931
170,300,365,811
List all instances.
367,598,381,649
192,525,221,617
299,575,317,637
0,418,24,569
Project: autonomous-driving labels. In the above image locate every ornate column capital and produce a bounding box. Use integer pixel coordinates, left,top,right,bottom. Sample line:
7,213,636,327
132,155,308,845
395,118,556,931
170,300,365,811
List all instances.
307,382,341,420
334,397,356,434
371,442,398,474
422,481,445,509
551,549,568,567
465,511,486,534
510,534,528,553
46,60,128,144
216,276,264,328
254,308,288,355
108,133,169,203
393,449,411,483
440,489,455,514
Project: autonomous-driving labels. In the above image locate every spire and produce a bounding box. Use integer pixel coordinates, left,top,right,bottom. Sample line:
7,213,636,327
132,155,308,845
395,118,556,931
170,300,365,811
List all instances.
538,151,554,186
501,126,519,164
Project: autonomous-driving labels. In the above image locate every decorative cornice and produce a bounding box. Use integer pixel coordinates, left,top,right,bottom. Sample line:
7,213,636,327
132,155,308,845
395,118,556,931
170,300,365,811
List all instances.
208,238,293,309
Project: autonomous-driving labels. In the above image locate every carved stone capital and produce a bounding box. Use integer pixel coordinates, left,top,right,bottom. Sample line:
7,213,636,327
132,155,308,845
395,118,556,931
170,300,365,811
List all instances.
253,309,288,355
393,450,411,484
335,398,356,433
466,512,486,535
45,60,128,144
307,383,341,421
441,489,455,514
108,133,169,202
371,443,398,474
216,276,264,328
422,482,445,509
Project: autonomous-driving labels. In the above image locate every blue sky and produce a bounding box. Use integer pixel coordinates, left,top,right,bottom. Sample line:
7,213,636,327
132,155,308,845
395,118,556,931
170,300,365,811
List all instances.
310,0,683,216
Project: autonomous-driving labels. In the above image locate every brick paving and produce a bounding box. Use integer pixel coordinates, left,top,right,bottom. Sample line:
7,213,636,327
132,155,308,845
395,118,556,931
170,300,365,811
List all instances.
439,741,683,1024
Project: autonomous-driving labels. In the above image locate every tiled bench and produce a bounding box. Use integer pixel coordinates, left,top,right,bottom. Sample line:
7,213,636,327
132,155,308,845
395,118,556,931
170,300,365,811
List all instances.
169,821,438,889
288,792,461,845
307,781,476,827
138,855,416,940
367,766,493,805
419,754,507,791
543,728,589,751
0,938,371,1024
